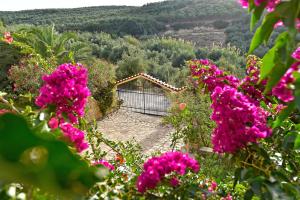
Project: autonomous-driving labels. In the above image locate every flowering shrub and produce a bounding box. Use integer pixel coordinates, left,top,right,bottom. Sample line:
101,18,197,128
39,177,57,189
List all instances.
239,55,267,105
164,90,214,149
239,0,281,11
272,62,300,102
8,58,47,95
36,63,90,124
189,50,300,198
3,32,13,44
189,59,239,92
211,85,271,153
189,57,272,153
136,152,199,193
0,109,11,115
59,122,89,152
93,159,115,171
292,47,300,61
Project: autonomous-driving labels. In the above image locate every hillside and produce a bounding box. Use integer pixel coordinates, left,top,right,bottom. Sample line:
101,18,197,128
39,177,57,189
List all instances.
0,0,244,39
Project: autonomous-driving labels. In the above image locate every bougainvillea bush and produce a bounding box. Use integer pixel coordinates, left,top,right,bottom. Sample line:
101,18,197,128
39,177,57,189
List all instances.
0,0,299,199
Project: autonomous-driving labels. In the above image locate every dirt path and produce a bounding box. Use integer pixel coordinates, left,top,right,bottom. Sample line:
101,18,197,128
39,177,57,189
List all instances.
97,109,178,156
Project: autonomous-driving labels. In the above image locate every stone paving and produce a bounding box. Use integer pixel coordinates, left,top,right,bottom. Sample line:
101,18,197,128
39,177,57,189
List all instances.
97,108,178,156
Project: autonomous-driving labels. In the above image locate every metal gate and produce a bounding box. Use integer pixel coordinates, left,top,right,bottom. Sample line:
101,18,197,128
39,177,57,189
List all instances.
117,82,170,116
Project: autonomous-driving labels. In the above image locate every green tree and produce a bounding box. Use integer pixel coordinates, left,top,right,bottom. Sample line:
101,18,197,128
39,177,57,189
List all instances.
15,25,76,64
116,49,149,79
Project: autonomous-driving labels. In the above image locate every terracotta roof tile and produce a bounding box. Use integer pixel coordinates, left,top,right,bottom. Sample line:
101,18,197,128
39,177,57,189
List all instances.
116,73,187,92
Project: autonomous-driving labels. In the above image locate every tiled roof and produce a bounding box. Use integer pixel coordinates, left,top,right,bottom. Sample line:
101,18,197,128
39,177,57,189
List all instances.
116,73,187,93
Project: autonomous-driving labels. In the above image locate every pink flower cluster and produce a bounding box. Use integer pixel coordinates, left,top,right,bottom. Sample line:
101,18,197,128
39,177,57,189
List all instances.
271,48,300,102
189,59,271,153
3,32,13,44
211,86,271,153
221,194,233,200
239,56,266,105
136,152,200,193
208,181,217,192
272,62,300,103
93,160,115,171
36,63,90,124
274,19,300,31
239,0,280,11
190,59,239,92
36,63,91,153
59,122,89,152
0,109,12,115
292,47,300,61
48,117,59,129
240,77,265,105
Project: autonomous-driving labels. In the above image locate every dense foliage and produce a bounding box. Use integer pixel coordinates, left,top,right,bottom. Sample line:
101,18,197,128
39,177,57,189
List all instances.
225,15,297,57
0,0,299,199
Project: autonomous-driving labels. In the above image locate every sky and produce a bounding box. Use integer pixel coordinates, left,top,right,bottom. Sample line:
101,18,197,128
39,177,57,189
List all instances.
0,0,164,11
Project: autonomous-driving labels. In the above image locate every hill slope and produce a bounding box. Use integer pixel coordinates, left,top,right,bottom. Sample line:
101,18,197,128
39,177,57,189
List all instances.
0,0,244,37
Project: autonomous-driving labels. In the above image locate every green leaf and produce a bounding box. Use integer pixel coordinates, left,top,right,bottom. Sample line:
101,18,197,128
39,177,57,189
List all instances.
294,134,300,150
265,183,291,200
294,72,300,110
260,32,289,81
244,189,254,200
250,4,265,31
272,102,296,128
0,114,103,198
264,63,288,93
241,168,254,181
250,177,265,195
248,2,293,54
283,132,298,150
233,167,242,188
281,0,300,30
248,12,279,54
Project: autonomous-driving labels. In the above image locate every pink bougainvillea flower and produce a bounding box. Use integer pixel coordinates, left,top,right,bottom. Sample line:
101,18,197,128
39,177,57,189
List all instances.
292,47,300,61
170,177,180,187
239,0,249,8
136,151,199,193
48,117,59,129
189,58,271,153
239,0,281,12
272,62,300,103
59,122,89,153
274,19,300,31
208,180,218,192
239,57,266,105
207,180,218,192
4,32,11,38
221,194,233,200
35,63,90,124
211,86,271,153
0,109,12,115
189,59,239,92
274,20,284,29
275,104,286,114
245,57,271,102
179,102,187,111
3,32,13,44
297,19,300,31
93,160,115,171
211,181,217,190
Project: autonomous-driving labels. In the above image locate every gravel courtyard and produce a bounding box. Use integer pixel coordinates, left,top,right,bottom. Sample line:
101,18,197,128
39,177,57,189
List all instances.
97,108,178,156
